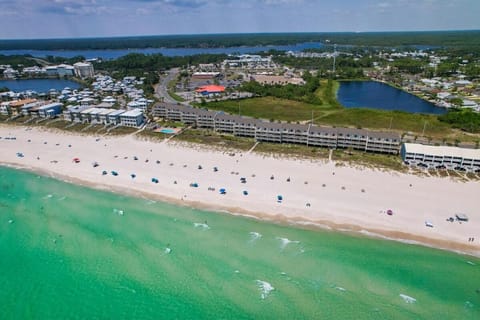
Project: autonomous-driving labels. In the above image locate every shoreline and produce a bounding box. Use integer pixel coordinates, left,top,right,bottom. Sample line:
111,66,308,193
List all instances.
1,125,479,257
3,161,479,257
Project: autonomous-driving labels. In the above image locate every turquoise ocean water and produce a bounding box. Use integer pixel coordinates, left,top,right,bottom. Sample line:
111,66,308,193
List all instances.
1,166,479,319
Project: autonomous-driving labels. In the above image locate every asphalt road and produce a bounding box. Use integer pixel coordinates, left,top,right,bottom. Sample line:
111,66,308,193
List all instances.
155,68,180,104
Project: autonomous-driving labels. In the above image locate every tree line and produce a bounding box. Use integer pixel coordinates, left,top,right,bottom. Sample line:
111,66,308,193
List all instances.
2,31,480,50
240,71,323,104
439,109,480,133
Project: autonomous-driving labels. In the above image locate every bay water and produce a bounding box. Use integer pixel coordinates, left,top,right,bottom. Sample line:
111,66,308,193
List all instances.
0,79,81,93
0,166,478,319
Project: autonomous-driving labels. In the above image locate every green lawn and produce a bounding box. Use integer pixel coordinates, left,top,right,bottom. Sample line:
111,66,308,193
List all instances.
202,97,337,122
202,80,341,122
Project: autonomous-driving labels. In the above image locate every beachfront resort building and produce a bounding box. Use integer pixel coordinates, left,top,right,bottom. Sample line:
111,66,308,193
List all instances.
1,99,39,116
153,103,401,154
401,143,480,172
120,109,144,127
63,106,144,128
34,103,63,118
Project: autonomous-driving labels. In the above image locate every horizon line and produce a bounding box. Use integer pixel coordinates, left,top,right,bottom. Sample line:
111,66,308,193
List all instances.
1,29,480,42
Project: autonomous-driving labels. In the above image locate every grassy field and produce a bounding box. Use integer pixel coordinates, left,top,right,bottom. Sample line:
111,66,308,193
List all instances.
202,79,341,122
168,78,185,102
202,97,325,122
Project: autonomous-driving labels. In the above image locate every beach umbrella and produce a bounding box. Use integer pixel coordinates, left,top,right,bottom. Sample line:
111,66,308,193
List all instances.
243,190,248,196
387,209,393,215
102,171,107,175
219,188,226,194
131,174,136,179
277,195,283,202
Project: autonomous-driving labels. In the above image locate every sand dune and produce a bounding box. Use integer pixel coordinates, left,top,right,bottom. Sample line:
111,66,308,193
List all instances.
1,124,478,256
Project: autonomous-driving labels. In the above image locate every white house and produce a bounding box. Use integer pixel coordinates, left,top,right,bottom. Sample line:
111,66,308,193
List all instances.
120,109,144,127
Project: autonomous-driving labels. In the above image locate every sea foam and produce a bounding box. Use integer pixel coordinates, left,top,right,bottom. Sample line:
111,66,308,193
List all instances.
194,222,210,229
256,280,275,300
276,237,300,250
113,208,124,216
249,232,262,242
400,293,416,304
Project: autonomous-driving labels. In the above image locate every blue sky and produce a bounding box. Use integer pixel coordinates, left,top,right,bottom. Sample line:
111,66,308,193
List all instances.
0,0,479,39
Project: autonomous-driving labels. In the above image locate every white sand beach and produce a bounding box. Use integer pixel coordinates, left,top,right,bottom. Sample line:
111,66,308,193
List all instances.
1,124,479,256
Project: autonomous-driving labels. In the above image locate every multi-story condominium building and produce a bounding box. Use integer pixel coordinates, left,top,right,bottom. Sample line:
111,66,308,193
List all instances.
401,143,480,172
34,103,63,118
46,64,75,77
152,103,401,154
107,110,125,125
73,62,95,79
233,118,258,138
0,101,11,115
366,132,402,154
214,113,237,133
120,109,144,127
81,107,105,124
195,108,216,129
0,99,39,116
281,123,310,144
307,126,338,148
180,106,200,125
98,109,115,124
255,121,283,143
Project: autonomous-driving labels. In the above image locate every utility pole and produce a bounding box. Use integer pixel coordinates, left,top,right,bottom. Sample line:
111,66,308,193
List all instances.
389,117,393,130
422,120,427,136
311,110,314,125
238,101,241,116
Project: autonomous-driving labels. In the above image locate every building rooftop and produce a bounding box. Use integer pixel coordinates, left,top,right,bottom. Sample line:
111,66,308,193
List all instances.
37,102,62,110
195,85,225,93
404,143,480,159
121,109,143,117
10,99,37,108
108,110,125,116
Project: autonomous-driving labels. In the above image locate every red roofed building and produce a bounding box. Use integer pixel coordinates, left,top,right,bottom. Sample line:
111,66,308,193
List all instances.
195,85,225,96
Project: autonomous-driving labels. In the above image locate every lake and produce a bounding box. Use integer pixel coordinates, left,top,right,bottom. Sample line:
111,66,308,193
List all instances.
337,81,446,115
0,79,81,93
0,42,323,60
